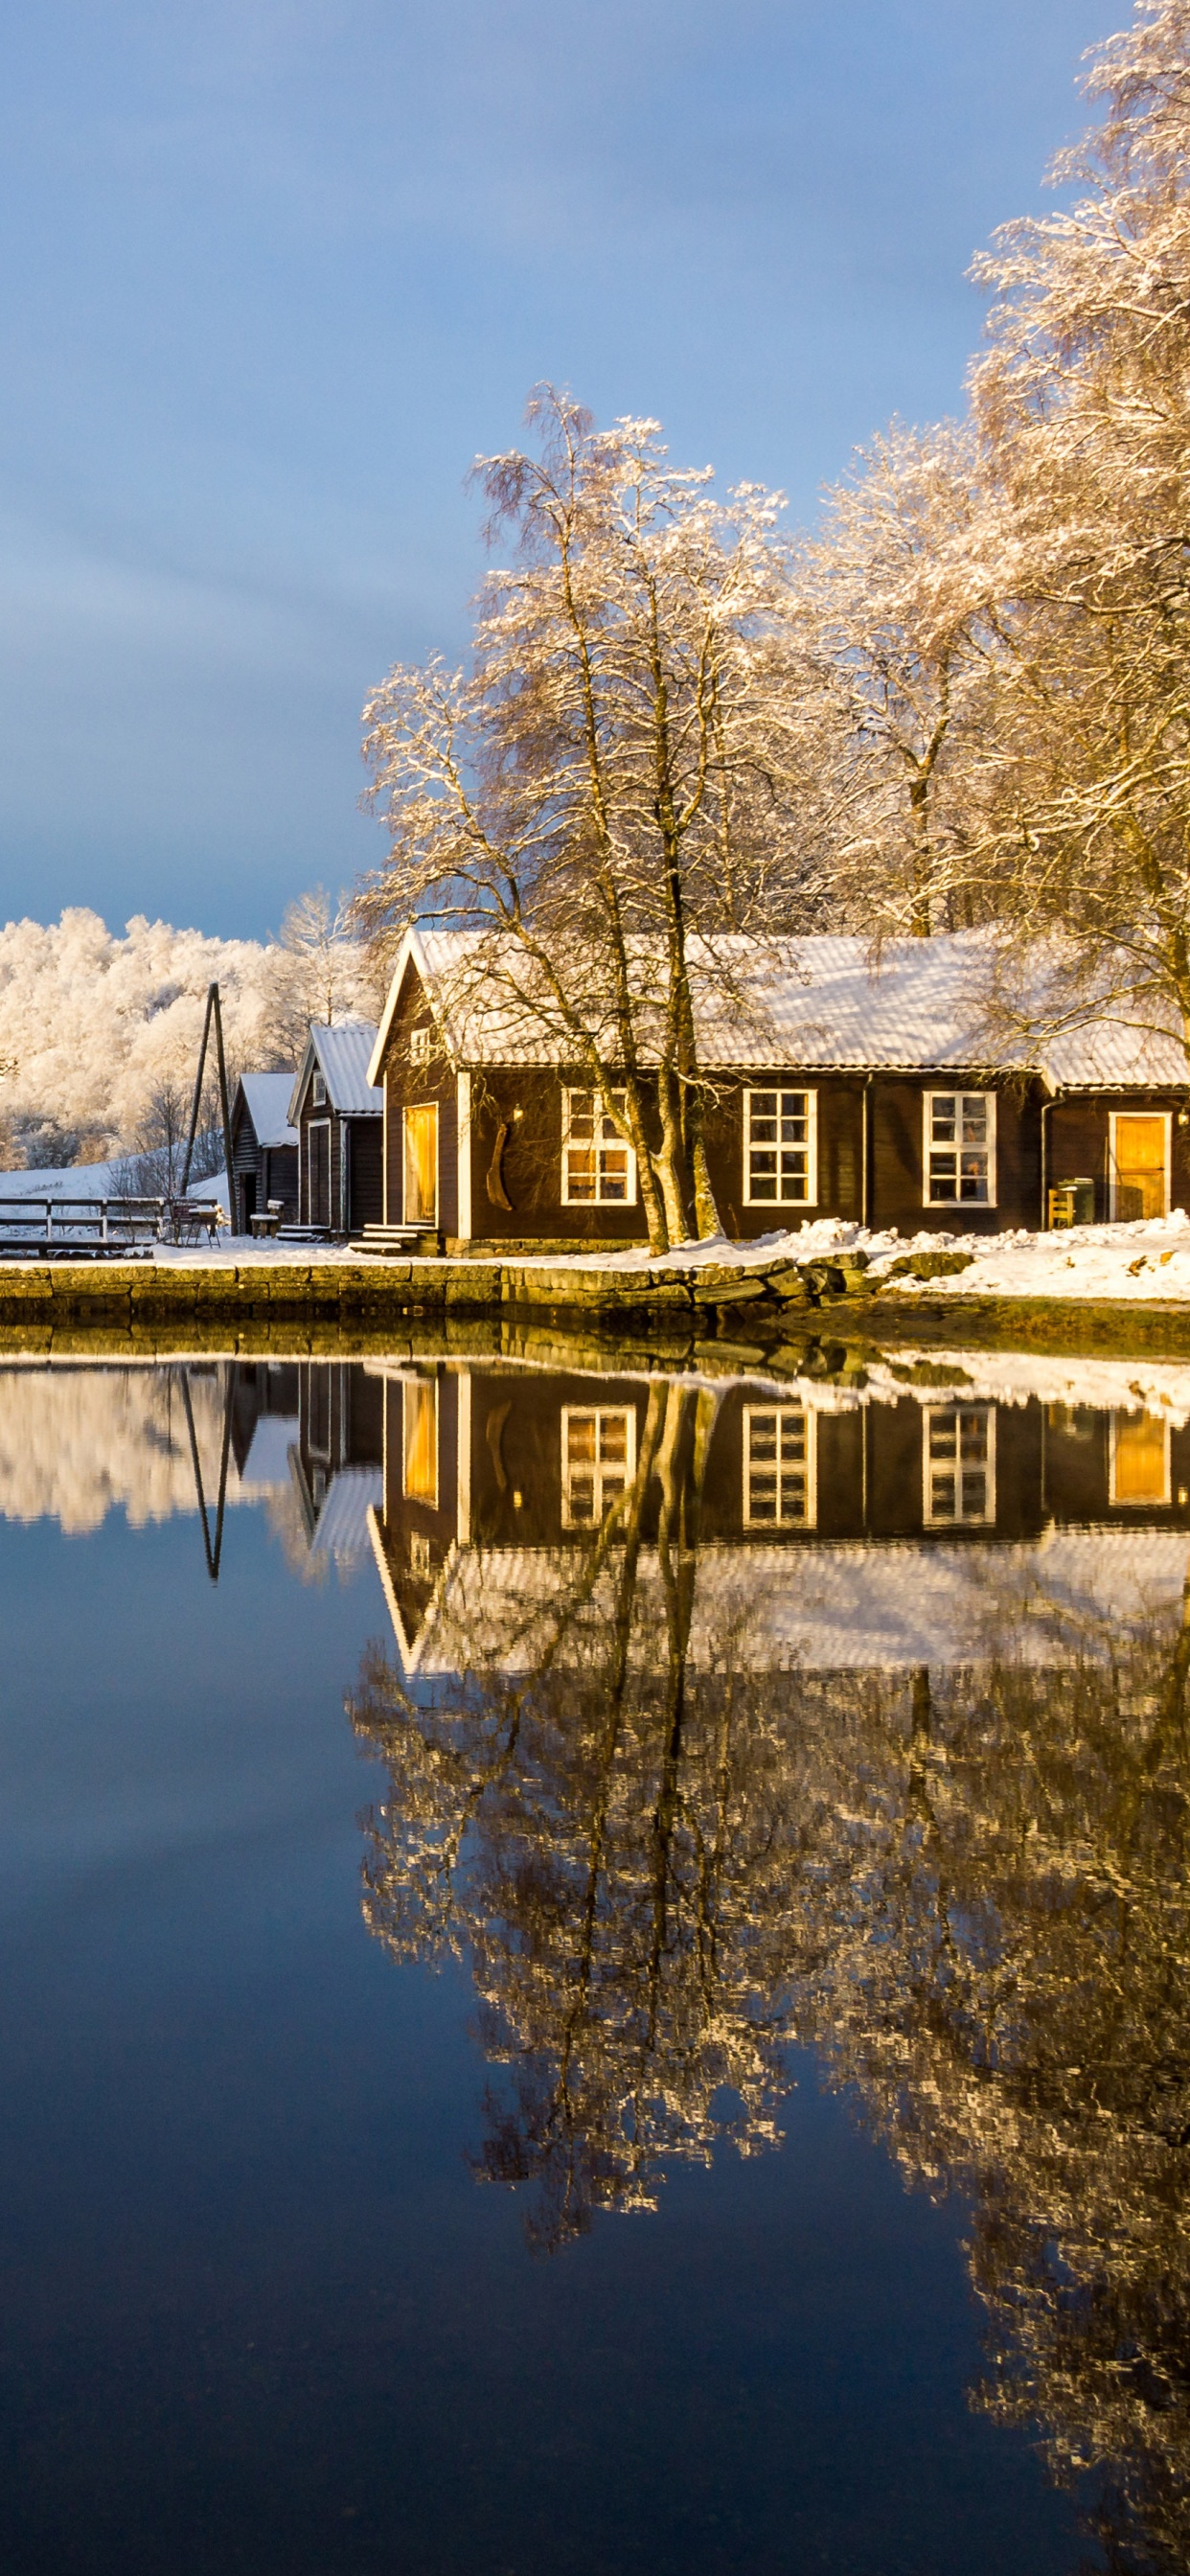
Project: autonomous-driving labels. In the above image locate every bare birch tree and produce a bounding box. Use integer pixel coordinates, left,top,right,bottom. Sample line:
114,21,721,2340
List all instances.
355,389,822,1251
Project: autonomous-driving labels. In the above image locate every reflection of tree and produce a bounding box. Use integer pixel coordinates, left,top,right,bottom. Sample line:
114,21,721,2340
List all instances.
800,1609,1190,2576
351,1450,1190,2569
352,1383,812,2247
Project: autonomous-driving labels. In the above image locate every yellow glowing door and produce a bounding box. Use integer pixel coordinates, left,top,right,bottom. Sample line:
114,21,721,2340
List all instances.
1110,1410,1170,1506
1111,1115,1167,1221
404,1104,438,1226
402,1377,438,1506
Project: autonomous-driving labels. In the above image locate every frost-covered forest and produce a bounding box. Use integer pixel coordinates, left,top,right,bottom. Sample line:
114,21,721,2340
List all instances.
0,895,378,1169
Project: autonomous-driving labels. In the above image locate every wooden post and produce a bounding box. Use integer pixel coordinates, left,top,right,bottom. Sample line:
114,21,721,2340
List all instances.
181,981,234,1222
181,986,215,1195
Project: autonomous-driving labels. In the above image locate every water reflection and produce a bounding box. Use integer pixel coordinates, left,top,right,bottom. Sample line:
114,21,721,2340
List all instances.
352,1352,1190,2576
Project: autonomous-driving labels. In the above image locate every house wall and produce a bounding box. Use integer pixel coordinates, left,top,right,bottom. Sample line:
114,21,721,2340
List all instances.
376,1365,1190,1575
1048,1094,1190,1223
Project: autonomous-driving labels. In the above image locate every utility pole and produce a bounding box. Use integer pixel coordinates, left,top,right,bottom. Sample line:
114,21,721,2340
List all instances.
181,981,235,1213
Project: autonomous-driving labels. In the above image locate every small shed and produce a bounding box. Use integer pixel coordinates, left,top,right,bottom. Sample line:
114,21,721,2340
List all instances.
229,1073,300,1234
288,1022,383,1232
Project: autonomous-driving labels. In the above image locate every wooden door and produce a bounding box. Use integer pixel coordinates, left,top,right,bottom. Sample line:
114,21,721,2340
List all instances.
404,1105,438,1225
309,1121,331,1226
1111,1115,1167,1221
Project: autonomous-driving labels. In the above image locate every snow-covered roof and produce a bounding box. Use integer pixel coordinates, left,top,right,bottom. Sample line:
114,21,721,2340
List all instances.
380,1530,1190,1681
288,1021,381,1122
370,925,1187,1091
309,1464,384,1570
236,1073,299,1150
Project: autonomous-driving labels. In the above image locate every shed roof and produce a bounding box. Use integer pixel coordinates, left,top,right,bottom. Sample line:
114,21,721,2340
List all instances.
236,1072,299,1150
370,926,1187,1092
289,1021,382,1123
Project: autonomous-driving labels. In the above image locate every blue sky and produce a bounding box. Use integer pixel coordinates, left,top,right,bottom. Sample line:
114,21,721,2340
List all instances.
0,0,1124,940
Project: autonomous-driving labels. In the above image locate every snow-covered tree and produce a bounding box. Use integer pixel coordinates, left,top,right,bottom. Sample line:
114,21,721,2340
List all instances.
357,388,823,1251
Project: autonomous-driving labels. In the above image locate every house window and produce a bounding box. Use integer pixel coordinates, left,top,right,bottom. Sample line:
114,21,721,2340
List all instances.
402,1377,438,1508
311,1071,326,1108
743,1405,816,1528
1110,1410,1170,1506
561,1406,636,1528
410,1024,431,1066
562,1090,635,1205
925,1092,995,1206
923,1406,995,1526
744,1089,816,1206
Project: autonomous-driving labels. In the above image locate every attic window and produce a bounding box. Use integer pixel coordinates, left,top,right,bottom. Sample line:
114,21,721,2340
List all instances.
410,1024,431,1065
311,1072,326,1108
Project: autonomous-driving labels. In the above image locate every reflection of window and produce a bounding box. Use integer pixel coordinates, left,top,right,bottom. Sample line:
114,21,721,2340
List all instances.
562,1092,635,1204
924,1407,995,1525
743,1406,815,1528
925,1092,995,1206
409,1528,431,1576
744,1090,817,1206
1110,1410,1170,1506
561,1406,636,1528
402,1378,438,1506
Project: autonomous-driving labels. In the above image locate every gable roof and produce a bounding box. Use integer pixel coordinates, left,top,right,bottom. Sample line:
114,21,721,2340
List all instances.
235,1072,299,1151
288,1021,382,1124
369,925,1187,1092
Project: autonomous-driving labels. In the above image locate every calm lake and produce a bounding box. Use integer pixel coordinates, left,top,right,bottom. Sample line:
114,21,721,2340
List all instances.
1,1343,1186,2576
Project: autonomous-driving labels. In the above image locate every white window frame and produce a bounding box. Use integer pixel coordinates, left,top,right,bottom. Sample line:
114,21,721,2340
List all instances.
410,1024,431,1066
1109,1409,1171,1508
561,1405,637,1530
924,1091,996,1209
923,1405,996,1528
561,1089,636,1208
742,1404,817,1530
743,1087,818,1208
1109,1110,1171,1221
311,1070,327,1108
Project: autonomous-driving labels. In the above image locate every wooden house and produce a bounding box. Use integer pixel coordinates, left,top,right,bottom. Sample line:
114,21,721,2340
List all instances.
287,1022,383,1233
366,928,1190,1247
365,1357,1190,1683
228,1074,299,1233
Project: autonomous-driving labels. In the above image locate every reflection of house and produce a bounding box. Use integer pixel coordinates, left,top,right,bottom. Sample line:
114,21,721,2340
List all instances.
288,1023,382,1233
365,1360,1190,1679
287,1363,383,1573
367,926,1190,1248
228,1074,299,1233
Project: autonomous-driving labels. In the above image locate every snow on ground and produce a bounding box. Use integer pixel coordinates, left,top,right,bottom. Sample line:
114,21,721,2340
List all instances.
597,1208,1190,1303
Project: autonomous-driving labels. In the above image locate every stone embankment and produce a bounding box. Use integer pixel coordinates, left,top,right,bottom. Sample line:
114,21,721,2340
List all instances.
1,1244,1190,1359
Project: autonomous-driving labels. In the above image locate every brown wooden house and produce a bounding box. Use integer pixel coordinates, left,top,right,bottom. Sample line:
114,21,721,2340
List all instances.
288,1022,383,1233
228,1073,299,1234
366,929,1190,1248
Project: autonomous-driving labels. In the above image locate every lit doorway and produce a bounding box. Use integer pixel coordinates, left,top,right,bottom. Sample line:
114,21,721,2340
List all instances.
403,1104,438,1226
